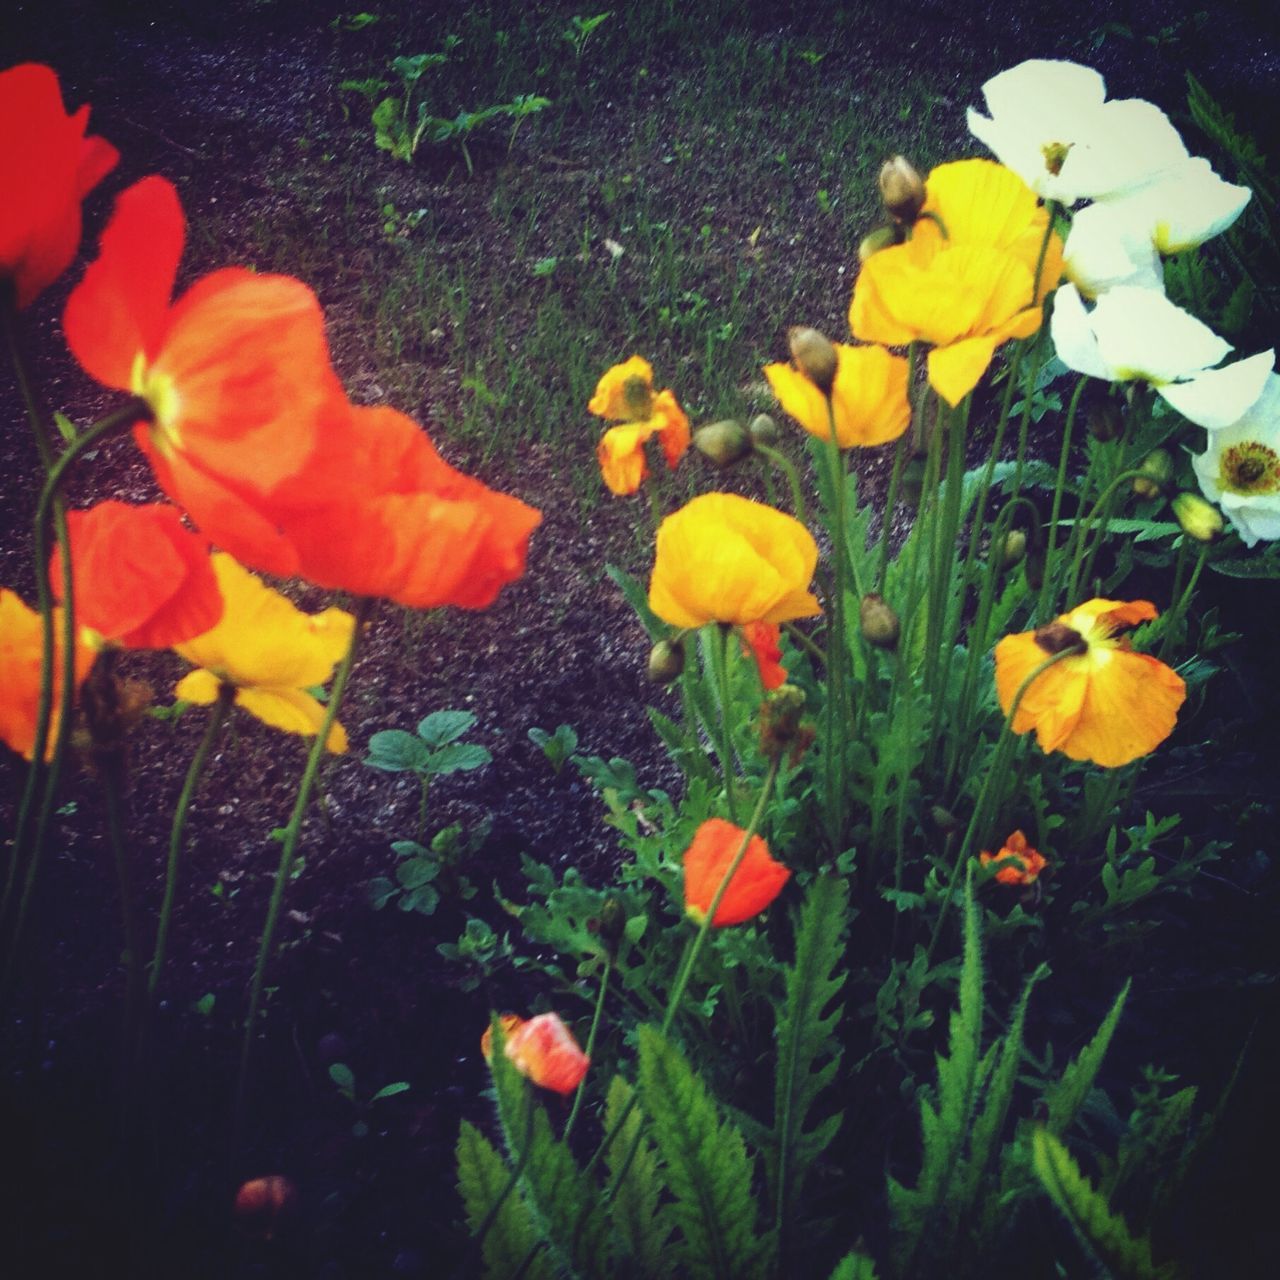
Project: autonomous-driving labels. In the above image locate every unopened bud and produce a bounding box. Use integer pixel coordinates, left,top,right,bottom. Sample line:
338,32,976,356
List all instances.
930,805,961,834
998,529,1028,569
597,897,626,952
758,684,811,763
860,593,900,650
900,456,927,510
858,224,898,264
1171,492,1224,543
787,326,838,396
879,156,926,224
748,413,779,447
1133,448,1174,499
1085,392,1123,443
647,639,684,684
693,419,752,467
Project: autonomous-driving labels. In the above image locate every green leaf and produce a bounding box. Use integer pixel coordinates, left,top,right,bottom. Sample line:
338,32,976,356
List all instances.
329,1062,356,1096
427,741,492,774
365,728,431,773
637,1024,768,1280
366,876,399,909
604,1075,674,1279
396,858,441,890
1032,1128,1182,1279
827,1254,880,1280
1044,981,1130,1137
418,709,477,748
370,1081,411,1101
606,563,666,639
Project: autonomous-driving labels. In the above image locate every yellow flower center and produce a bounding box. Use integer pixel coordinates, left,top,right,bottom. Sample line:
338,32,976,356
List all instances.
1040,141,1072,176
1220,441,1280,495
130,350,182,455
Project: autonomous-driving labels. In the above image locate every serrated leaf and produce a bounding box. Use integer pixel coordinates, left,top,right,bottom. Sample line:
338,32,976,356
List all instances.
604,1075,674,1279
365,729,431,772
606,562,665,639
418,709,477,747
1045,981,1130,1137
827,1253,881,1280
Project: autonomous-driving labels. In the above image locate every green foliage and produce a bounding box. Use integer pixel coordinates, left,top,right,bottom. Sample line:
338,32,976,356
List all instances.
527,722,579,773
365,709,491,777
328,1062,410,1137
366,818,487,915
827,1254,880,1280
636,1024,770,1280
1032,1128,1182,1280
565,11,613,61
603,1076,674,1280
1043,981,1129,1137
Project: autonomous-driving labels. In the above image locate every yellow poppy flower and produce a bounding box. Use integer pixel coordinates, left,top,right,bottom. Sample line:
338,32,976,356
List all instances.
174,553,355,752
648,493,821,629
588,355,655,420
851,159,1063,407
994,598,1185,768
764,342,910,447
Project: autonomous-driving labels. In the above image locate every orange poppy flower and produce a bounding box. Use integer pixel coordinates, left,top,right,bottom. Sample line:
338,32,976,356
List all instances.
480,1012,589,1095
49,501,223,650
740,620,787,690
276,405,541,609
994,599,1186,767
683,817,791,926
1,63,117,309
763,342,910,447
980,830,1048,885
63,176,351,577
0,588,96,761
588,355,656,420
850,160,1063,407
595,389,691,495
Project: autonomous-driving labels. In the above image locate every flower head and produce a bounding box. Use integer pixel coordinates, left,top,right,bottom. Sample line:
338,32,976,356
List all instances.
63,176,351,577
683,817,790,926
994,599,1185,767
1,63,118,308
1050,283,1275,429
764,342,910,446
49,501,223,650
739,620,786,690
595,389,690,495
966,59,1187,204
1192,373,1280,547
980,831,1048,885
850,160,1062,406
0,588,96,761
480,1012,589,1095
588,355,655,420
173,554,354,752
648,493,820,629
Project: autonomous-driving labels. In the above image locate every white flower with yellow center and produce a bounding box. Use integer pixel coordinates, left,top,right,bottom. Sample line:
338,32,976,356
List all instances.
1051,283,1274,428
1192,374,1280,547
967,59,1187,205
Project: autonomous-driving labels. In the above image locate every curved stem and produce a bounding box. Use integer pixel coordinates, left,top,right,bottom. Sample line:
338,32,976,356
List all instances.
562,956,612,1143
1065,468,1151,604
821,397,848,851
753,443,807,525
235,596,374,1128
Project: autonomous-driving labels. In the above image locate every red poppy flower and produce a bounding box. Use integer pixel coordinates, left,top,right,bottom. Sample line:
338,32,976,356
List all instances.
49,501,222,649
480,1012,589,1095
0,588,96,761
740,620,787,690
63,176,351,577
278,406,541,609
980,830,1048,885
683,817,791,926
1,63,118,309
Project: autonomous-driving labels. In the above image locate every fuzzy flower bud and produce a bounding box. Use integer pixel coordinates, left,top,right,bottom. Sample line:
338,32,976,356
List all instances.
1133,448,1174,499
1171,491,1224,543
647,638,685,684
596,896,627,954
788,326,838,396
693,419,753,467
879,155,926,224
998,529,1028,570
859,593,900,650
748,413,780,447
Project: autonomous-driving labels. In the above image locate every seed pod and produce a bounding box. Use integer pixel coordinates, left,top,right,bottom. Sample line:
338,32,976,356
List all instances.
879,155,926,224
597,897,627,953
787,326,838,396
234,1175,296,1240
647,638,684,684
860,593,900,650
1171,491,1224,543
693,419,752,467
1132,448,1174,499
758,684,811,763
748,413,779,447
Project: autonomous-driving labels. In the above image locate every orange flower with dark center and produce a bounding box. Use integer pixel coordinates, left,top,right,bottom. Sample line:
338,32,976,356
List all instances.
0,588,96,761
994,598,1186,767
740,621,787,690
590,358,690,495
63,176,351,577
1,63,118,308
49,501,223,650
480,1012,589,1095
980,830,1048,885
683,817,790,927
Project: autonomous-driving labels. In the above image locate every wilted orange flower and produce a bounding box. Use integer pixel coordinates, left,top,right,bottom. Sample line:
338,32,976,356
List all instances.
683,817,791,926
1,63,118,308
173,554,354,752
649,493,821,629
763,342,910,447
980,830,1048,885
994,598,1186,767
480,1012,589,1095
588,355,656,420
740,621,786,690
63,176,351,577
596,390,691,495
850,160,1063,406
279,406,541,610
49,501,222,650
0,588,96,761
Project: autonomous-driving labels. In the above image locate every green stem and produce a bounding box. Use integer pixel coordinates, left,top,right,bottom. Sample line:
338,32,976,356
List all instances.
1010,328,1049,500
149,687,234,1000
562,957,612,1143
1065,468,1151,605
1036,375,1091,621
1157,541,1210,662
753,443,806,525
235,596,374,1127
708,624,739,824
822,396,848,852
782,621,825,667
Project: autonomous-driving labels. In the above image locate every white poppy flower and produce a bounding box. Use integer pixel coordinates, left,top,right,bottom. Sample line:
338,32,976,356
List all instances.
1051,283,1275,427
1064,203,1164,297
968,59,1188,205
1192,374,1280,546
